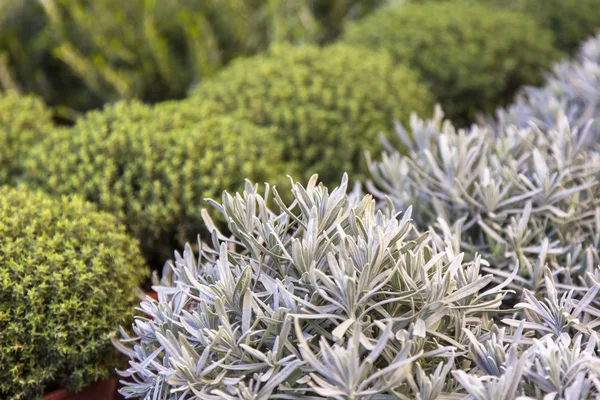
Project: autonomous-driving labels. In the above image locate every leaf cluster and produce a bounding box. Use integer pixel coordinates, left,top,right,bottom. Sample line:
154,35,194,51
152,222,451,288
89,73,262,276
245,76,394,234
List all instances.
115,175,600,399
0,187,147,400
22,100,287,266
342,1,559,124
0,91,53,185
368,107,600,301
188,44,433,186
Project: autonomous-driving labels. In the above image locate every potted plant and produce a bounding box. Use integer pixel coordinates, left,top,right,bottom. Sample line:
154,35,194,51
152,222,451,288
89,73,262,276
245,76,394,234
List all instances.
0,187,148,400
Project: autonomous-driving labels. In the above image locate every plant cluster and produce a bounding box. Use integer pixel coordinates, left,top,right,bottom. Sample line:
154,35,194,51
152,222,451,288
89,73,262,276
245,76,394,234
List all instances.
0,0,385,112
409,0,600,54
115,174,600,399
0,91,53,185
188,44,433,186
368,107,600,302
22,100,286,265
0,186,147,400
495,34,600,148
487,0,600,54
342,1,558,124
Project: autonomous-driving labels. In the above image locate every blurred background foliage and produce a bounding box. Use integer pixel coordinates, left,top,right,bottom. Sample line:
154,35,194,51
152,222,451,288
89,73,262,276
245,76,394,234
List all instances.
0,0,385,117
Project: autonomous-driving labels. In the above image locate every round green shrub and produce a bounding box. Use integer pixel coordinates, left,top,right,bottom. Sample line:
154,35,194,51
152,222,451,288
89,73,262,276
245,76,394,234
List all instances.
0,186,147,400
342,1,559,124
22,100,286,265
0,91,53,185
189,44,433,185
488,0,600,54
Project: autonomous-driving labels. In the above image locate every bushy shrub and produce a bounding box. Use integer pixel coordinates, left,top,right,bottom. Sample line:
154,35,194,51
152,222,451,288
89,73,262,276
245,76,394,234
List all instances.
0,0,386,112
495,34,600,147
0,186,147,400
0,91,53,185
115,174,600,398
189,44,433,185
342,1,558,124
22,100,286,265
368,107,600,301
489,0,600,54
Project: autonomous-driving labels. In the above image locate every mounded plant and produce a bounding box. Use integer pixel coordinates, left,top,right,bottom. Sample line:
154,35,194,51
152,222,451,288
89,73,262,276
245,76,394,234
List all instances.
115,174,600,399
342,1,558,124
188,44,433,186
488,0,600,54
495,34,600,147
0,91,53,185
0,186,147,400
22,100,286,265
368,107,600,302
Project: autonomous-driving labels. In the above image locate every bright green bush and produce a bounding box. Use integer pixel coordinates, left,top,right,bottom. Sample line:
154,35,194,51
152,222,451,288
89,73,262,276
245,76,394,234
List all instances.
23,100,286,265
0,91,53,185
0,186,147,400
343,1,559,124
189,44,433,185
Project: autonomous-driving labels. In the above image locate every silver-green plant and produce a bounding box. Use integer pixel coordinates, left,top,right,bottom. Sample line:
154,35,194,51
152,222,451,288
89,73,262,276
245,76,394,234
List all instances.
494,34,600,147
114,174,516,399
368,107,600,300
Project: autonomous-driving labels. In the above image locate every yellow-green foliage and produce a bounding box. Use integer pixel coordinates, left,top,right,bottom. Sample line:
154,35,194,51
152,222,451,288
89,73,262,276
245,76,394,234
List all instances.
23,101,286,264
0,187,147,400
343,1,559,124
189,44,433,185
0,91,53,185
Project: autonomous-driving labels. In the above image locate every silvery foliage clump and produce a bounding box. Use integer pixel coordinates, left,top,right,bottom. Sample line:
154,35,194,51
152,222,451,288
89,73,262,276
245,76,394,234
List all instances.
367,107,600,302
114,174,600,399
494,34,600,148
113,174,519,399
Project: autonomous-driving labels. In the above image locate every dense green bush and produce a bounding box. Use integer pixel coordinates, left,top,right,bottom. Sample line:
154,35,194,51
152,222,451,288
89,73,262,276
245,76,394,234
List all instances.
0,91,53,185
489,0,600,54
0,0,385,113
189,44,433,185
23,100,286,265
343,1,558,124
0,186,147,400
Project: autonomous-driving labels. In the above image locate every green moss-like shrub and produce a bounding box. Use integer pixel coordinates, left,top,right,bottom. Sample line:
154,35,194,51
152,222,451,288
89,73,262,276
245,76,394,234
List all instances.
0,186,147,400
189,44,433,185
0,91,53,185
342,1,558,124
23,100,286,265
489,0,600,54
408,0,600,54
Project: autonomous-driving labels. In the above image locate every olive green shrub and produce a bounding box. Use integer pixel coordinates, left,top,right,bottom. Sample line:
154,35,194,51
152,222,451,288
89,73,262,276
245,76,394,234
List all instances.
0,0,386,113
343,1,559,124
489,0,600,54
0,186,147,400
23,100,286,265
0,91,53,185
409,0,600,54
189,44,433,185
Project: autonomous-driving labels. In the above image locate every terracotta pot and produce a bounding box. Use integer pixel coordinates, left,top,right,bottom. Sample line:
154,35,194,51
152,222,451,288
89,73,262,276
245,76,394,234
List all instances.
43,378,117,400
147,290,158,300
